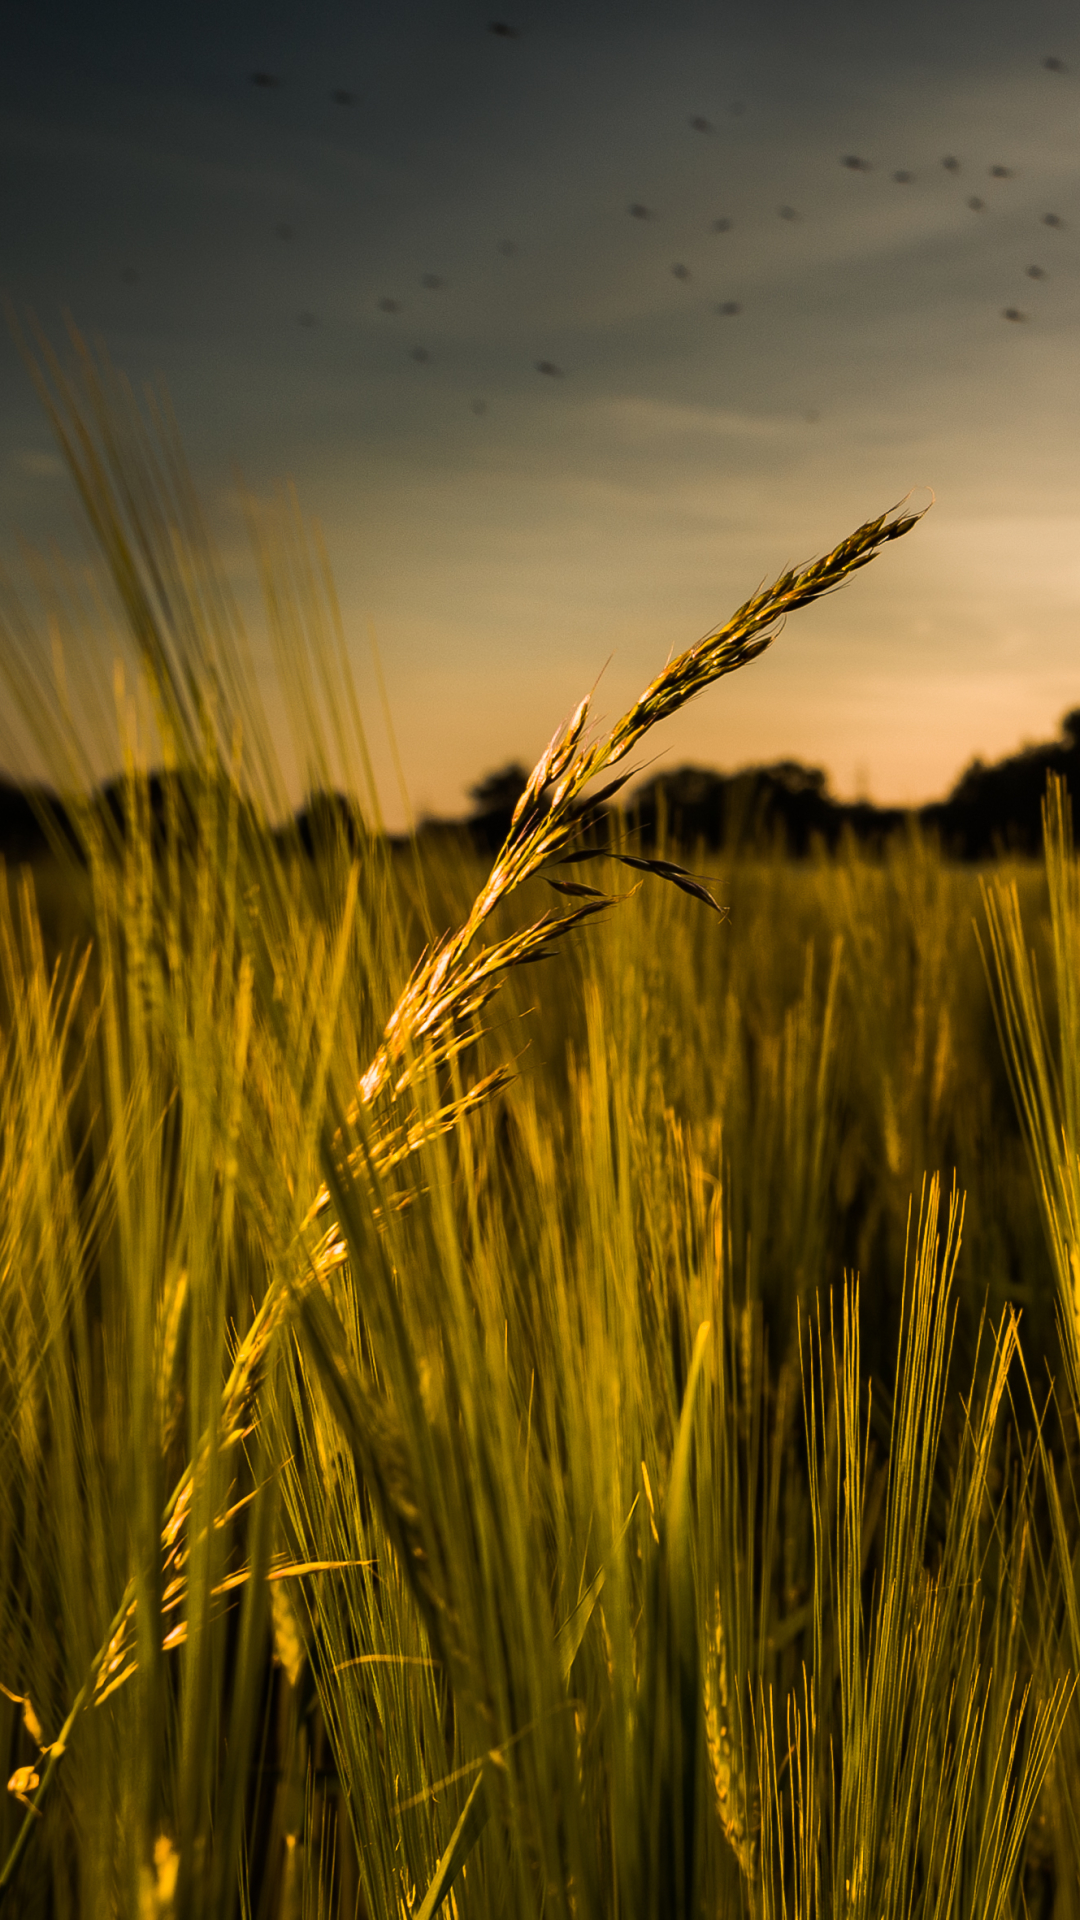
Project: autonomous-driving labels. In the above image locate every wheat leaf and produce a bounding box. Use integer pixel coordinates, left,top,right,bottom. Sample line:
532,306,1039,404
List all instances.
550,850,727,914
415,1767,491,1920
661,873,727,915
546,879,611,899
554,1565,607,1682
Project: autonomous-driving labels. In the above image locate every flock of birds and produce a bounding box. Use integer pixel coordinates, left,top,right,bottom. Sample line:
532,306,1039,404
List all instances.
836,145,1063,324
117,28,1073,416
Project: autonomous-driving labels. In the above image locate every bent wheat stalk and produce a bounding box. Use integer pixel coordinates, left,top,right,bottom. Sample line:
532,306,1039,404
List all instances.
0,319,927,1894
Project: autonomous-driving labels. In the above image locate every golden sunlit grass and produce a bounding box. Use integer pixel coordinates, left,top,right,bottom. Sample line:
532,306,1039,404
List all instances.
1,317,1080,1920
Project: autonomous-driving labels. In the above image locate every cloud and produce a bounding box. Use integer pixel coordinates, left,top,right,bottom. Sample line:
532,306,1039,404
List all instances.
602,395,802,441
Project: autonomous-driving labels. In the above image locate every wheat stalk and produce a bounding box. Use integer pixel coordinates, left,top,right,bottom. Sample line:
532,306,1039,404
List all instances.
0,323,926,1889
357,502,922,1102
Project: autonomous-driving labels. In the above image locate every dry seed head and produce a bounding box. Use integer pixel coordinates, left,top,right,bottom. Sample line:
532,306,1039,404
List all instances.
271,1574,306,1688
511,749,555,828
703,1596,758,1880
139,1834,179,1920
511,695,592,828
339,502,927,1115
0,1686,45,1751
548,694,591,782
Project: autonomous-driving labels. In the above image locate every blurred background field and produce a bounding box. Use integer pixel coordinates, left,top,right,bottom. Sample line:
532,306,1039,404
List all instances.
5,818,1059,1389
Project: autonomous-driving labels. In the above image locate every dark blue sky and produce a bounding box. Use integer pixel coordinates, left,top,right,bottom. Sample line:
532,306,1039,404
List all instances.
3,0,1079,821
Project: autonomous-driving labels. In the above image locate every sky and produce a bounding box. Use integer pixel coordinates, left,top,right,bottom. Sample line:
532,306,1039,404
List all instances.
2,0,1080,827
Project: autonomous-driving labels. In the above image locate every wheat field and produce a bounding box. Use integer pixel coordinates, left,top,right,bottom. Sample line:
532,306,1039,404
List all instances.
2,322,1080,1920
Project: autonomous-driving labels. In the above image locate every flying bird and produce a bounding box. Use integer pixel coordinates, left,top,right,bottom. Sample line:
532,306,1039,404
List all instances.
421,273,444,289
1043,212,1064,227
535,360,563,376
1001,308,1027,322
331,89,355,105
968,197,984,211
711,217,733,233
1026,264,1046,278
671,263,691,280
250,72,279,87
893,170,913,183
841,155,871,171
942,156,960,171
378,298,402,313
629,203,653,219
716,301,741,315
1044,55,1067,72
778,205,800,221
989,165,1013,179
488,20,519,36
689,115,713,133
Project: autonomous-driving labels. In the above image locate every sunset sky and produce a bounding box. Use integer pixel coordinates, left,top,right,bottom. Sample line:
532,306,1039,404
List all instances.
3,0,1080,826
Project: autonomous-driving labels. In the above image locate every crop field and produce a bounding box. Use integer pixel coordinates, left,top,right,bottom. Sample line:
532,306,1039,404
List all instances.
3,329,1080,1920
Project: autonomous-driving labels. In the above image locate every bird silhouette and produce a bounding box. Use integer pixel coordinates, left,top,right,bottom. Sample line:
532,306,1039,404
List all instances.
234,29,1057,445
